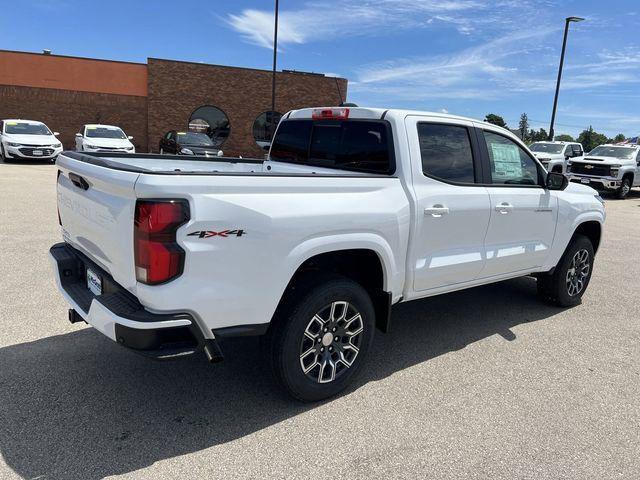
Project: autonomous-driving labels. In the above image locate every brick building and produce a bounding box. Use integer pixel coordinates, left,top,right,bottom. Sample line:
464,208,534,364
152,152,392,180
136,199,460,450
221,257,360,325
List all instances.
0,50,348,156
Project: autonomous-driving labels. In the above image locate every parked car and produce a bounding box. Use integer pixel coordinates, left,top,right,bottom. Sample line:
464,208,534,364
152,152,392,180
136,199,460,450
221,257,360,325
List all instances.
75,124,135,153
159,131,223,156
51,107,605,401
529,141,583,173
568,144,640,199
0,119,62,162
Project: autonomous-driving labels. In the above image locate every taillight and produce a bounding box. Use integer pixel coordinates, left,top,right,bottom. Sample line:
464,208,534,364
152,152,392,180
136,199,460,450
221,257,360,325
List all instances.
134,200,190,285
311,107,349,120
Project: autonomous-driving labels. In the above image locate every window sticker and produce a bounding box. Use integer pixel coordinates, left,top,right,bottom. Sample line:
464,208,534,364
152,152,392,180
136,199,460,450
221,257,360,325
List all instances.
491,143,522,179
6,121,17,125
87,126,97,130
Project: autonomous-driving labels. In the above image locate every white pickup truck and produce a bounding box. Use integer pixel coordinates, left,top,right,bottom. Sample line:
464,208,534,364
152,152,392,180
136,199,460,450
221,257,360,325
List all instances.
51,107,605,401
568,144,640,199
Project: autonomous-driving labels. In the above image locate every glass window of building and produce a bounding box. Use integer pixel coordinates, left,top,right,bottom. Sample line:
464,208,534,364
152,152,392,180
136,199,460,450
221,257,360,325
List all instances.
188,106,230,148
253,111,283,149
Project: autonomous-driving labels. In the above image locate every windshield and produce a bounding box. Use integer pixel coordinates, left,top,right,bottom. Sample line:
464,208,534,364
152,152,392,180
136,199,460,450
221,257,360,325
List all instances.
588,146,637,159
177,132,214,146
529,143,564,154
85,126,127,139
4,122,52,135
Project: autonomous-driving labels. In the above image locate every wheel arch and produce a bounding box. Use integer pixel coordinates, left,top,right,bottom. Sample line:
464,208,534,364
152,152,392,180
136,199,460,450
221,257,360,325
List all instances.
572,220,602,253
275,237,400,333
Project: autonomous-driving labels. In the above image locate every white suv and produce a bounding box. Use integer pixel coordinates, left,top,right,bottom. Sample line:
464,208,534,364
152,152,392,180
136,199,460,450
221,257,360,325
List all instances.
0,119,63,162
75,124,135,153
529,141,584,173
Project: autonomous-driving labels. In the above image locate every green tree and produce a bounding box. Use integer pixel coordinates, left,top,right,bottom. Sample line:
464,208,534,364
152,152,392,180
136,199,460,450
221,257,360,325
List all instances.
518,113,529,142
555,134,575,142
528,128,548,142
577,126,609,152
484,113,507,128
613,133,626,143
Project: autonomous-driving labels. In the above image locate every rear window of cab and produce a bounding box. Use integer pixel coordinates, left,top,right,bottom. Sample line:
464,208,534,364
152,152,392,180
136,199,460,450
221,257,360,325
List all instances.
270,120,395,174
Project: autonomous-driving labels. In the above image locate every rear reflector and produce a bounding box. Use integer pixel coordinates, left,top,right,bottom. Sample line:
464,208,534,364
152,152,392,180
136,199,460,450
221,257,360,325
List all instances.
312,107,350,120
134,200,189,285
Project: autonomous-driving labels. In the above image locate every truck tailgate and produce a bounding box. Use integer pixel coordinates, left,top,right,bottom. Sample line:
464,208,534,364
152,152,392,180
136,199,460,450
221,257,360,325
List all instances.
57,155,139,291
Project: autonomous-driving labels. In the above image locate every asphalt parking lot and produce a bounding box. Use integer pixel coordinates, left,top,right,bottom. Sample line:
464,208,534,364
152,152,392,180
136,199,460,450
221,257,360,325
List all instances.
1,160,639,480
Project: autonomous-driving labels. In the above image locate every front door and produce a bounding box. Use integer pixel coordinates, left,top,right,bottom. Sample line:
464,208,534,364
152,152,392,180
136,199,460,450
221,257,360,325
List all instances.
406,117,491,292
476,126,558,277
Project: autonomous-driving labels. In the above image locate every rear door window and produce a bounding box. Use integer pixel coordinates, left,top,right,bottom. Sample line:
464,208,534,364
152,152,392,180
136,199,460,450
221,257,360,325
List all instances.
270,120,394,174
418,123,476,183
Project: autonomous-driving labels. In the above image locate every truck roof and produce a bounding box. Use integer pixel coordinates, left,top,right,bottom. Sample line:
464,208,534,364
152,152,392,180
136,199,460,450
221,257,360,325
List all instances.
288,107,509,132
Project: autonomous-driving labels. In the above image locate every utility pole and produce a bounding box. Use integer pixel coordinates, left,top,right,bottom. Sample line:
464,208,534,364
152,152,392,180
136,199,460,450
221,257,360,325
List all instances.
549,16,584,141
270,0,279,142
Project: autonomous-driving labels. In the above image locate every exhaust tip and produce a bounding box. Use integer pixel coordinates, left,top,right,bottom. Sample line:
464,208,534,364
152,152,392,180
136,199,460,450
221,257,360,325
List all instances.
203,339,224,363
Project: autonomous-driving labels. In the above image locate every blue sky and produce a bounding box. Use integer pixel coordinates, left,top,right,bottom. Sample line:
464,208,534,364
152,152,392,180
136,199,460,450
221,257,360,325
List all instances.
1,0,639,138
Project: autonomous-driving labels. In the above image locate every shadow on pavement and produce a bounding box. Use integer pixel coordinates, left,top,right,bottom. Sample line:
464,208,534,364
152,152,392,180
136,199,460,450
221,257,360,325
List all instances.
0,277,562,479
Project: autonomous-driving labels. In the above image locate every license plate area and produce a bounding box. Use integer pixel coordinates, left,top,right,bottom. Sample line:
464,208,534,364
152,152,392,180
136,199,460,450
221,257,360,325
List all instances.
580,178,590,184
86,268,103,296
32,150,43,156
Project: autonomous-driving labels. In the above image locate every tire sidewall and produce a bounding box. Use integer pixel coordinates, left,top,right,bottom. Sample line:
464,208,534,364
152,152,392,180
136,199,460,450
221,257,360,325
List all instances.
553,236,595,307
273,277,375,402
617,177,631,199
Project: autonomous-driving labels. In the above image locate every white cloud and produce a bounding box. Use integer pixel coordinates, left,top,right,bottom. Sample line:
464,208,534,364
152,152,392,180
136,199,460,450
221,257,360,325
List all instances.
225,0,489,49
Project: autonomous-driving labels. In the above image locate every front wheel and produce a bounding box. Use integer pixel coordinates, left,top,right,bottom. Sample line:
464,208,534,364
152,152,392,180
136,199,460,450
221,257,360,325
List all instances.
537,234,594,307
268,275,375,402
615,177,632,199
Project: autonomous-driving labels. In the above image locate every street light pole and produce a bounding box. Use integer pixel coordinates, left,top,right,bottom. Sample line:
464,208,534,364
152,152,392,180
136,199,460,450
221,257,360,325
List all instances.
270,0,279,141
548,16,584,141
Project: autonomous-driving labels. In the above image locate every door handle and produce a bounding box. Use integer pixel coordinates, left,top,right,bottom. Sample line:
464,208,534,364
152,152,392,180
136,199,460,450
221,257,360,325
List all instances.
495,202,513,214
424,205,449,217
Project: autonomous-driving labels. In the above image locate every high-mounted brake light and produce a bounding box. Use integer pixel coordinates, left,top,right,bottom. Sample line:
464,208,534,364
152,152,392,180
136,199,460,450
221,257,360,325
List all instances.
134,200,190,285
312,107,350,120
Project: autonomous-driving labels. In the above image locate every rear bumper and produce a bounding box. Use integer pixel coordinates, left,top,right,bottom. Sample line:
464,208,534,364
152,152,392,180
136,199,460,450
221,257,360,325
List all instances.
49,242,220,361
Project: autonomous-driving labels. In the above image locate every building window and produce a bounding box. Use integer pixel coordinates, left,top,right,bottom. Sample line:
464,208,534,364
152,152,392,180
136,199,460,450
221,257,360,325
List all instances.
252,111,283,149
188,106,230,148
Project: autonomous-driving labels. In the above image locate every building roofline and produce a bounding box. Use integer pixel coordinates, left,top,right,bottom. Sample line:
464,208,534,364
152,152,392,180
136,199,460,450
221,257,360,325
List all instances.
0,49,147,66
147,57,347,80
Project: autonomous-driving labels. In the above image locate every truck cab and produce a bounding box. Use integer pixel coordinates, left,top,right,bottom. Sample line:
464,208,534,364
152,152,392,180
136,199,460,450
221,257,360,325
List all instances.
529,141,584,173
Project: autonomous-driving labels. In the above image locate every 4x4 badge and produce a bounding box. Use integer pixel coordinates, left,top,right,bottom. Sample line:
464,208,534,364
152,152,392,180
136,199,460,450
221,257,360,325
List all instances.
187,230,246,238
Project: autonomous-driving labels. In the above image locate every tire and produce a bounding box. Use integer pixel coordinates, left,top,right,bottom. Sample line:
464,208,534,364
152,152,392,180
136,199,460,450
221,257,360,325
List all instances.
537,234,595,307
0,144,8,163
615,176,632,199
268,275,375,402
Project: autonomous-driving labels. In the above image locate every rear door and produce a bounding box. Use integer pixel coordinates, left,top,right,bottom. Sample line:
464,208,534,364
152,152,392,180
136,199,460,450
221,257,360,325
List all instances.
57,154,140,290
475,125,557,277
405,116,491,292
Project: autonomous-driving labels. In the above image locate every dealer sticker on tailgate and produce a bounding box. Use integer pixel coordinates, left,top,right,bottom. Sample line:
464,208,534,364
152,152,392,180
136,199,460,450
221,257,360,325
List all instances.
86,268,103,296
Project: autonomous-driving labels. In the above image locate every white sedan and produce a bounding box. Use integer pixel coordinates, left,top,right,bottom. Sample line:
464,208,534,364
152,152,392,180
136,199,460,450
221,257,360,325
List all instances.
0,119,63,162
75,124,135,153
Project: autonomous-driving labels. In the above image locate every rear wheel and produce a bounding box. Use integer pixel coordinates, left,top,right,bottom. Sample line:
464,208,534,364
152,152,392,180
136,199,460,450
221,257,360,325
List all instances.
268,275,375,402
537,234,594,307
615,176,632,199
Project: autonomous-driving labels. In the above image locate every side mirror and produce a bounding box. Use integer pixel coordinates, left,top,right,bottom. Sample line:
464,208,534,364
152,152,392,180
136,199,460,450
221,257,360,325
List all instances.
54,132,60,136
565,155,570,160
546,172,568,191
75,133,83,138
128,135,134,140
261,143,271,152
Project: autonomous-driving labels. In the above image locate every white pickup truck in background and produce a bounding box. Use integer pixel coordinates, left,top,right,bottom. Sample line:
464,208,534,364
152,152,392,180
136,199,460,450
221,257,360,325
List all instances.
529,140,584,173
51,107,605,401
568,143,640,199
